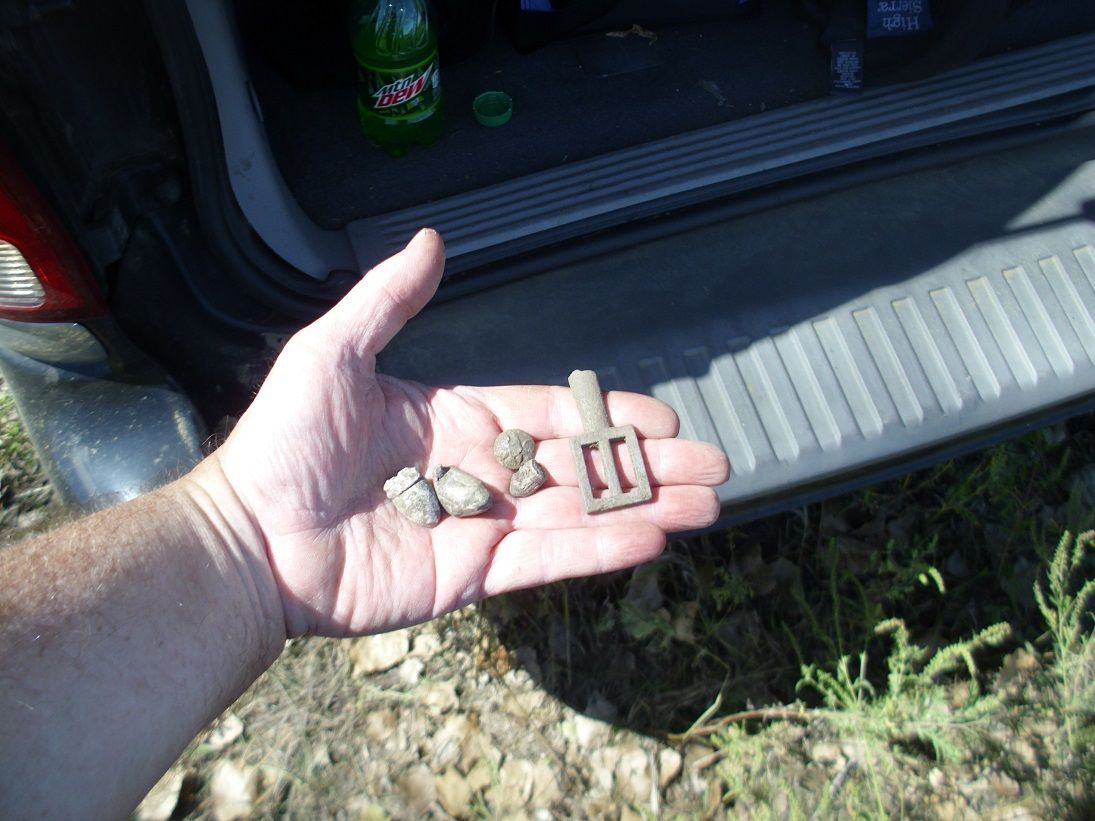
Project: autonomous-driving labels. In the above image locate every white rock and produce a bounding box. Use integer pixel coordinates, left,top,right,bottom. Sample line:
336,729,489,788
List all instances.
584,796,619,819
841,739,866,763
657,748,682,789
466,758,494,794
559,718,578,747
683,744,711,795
436,768,473,818
504,667,536,689
615,745,653,804
347,629,413,675
1010,738,1038,768
396,657,425,686
530,759,562,809
461,729,503,775
345,796,390,821
588,747,618,795
487,758,535,811
420,680,459,714
364,707,398,745
810,742,845,768
934,798,963,821
209,760,259,821
397,764,436,815
429,713,476,770
411,631,442,658
204,712,244,751
502,687,548,721
134,769,187,821
990,773,1021,799
573,713,611,750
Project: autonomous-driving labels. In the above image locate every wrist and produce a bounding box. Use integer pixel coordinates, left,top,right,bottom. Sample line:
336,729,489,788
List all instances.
174,455,287,667
0,459,288,816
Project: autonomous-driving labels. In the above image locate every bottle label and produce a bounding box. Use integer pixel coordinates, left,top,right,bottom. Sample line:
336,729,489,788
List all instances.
358,51,441,123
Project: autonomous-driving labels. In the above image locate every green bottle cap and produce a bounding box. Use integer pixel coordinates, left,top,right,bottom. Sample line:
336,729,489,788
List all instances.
473,92,513,127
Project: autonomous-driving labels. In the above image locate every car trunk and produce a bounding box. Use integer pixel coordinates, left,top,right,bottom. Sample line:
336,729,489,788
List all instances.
239,0,1090,224
164,0,1095,516
186,0,1095,281
241,0,835,227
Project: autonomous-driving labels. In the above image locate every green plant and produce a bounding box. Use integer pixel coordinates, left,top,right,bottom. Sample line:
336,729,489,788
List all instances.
702,516,1095,818
1034,531,1095,750
1035,531,1095,674
0,392,38,479
797,618,1011,759
703,616,1014,817
710,565,752,610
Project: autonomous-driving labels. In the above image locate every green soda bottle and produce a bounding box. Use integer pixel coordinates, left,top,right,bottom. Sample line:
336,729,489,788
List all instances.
350,0,444,156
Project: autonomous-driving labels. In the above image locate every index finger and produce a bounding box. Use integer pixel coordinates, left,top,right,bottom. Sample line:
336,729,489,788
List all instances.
458,384,681,441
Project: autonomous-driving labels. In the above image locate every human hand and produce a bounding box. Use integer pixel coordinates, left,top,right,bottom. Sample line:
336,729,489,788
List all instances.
190,229,729,638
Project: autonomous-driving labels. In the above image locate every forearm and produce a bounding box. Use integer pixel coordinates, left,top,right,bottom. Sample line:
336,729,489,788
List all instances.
0,462,285,819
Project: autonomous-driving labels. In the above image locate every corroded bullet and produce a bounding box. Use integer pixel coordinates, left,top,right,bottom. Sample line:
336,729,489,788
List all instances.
509,459,547,498
493,429,536,470
383,466,440,527
434,466,492,517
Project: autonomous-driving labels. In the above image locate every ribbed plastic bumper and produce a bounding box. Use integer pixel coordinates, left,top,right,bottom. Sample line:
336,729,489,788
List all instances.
378,125,1095,520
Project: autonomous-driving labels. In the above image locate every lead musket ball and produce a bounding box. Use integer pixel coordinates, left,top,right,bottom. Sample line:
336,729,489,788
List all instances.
383,466,441,527
493,429,536,470
434,466,493,517
509,459,547,498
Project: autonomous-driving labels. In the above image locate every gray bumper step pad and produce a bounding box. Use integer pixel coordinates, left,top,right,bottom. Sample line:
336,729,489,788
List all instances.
352,30,1095,273
379,127,1095,515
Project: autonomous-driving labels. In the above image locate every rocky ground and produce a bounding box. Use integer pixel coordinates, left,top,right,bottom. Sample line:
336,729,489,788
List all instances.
2,377,1093,819
147,615,705,820
134,594,1090,821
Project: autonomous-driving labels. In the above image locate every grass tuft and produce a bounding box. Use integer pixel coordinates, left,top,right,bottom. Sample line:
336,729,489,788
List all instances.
0,378,54,535
704,521,1095,818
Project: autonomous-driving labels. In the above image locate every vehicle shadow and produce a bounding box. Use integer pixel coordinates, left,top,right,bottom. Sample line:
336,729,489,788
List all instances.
380,122,1095,735
481,406,1095,739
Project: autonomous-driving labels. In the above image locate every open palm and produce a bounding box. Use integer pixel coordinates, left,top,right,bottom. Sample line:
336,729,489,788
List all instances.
210,230,729,637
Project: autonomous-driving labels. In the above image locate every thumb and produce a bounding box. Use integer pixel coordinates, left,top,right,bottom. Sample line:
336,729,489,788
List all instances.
315,228,446,358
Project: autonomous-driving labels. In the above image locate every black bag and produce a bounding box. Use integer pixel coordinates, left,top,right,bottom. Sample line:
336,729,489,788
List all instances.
803,0,1016,89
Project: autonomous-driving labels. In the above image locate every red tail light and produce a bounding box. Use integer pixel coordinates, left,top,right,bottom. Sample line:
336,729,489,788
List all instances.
0,142,106,322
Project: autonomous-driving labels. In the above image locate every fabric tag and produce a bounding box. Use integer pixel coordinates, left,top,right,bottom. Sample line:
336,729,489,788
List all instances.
830,39,864,93
867,1,933,38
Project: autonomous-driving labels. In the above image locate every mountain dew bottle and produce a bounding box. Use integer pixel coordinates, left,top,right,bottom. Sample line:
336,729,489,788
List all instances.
350,0,443,156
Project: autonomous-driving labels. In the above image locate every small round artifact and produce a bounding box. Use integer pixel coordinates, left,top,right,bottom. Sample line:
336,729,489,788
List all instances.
493,429,536,470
